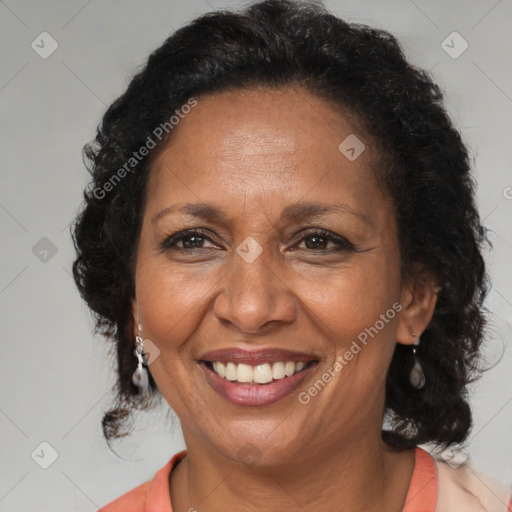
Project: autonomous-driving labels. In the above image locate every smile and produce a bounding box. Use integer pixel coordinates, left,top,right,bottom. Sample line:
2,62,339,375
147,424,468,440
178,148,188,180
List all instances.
199,348,319,406
207,360,313,383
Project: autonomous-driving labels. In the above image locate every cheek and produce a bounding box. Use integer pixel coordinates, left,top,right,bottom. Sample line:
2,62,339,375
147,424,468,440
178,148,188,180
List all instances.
135,260,220,350
297,260,401,418
301,258,400,343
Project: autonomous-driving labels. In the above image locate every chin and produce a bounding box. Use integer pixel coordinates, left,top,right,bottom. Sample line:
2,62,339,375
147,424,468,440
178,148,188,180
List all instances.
204,421,307,468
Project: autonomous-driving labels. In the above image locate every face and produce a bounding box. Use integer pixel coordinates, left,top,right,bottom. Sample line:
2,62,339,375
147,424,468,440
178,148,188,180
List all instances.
132,86,418,467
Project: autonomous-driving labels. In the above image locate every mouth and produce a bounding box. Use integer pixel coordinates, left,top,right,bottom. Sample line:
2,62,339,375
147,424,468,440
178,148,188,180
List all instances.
203,359,316,383
198,348,319,406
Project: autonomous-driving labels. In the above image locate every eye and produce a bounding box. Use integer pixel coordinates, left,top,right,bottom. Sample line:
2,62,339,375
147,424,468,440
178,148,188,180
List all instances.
160,228,355,253
292,229,355,252
160,229,219,251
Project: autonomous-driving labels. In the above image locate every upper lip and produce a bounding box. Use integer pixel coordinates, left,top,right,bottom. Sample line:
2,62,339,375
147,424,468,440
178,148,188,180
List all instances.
200,348,318,365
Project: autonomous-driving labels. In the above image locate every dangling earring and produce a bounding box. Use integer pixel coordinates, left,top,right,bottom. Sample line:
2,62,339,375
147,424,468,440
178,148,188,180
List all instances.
410,331,425,389
132,322,151,396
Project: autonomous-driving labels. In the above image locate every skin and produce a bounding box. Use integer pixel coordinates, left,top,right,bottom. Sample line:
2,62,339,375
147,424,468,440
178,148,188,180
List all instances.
131,86,439,512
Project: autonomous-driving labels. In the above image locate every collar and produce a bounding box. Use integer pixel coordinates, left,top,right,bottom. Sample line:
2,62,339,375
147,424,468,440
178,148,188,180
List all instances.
146,446,437,511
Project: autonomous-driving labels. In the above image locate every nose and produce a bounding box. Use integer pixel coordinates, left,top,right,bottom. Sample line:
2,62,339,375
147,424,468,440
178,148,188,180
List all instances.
213,245,296,335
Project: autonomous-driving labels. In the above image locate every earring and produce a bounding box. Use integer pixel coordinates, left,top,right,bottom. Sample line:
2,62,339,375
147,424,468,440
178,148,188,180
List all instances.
409,331,425,389
132,323,151,396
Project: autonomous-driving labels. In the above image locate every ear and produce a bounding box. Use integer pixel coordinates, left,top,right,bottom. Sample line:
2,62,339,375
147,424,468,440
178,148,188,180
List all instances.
396,270,440,345
131,296,139,336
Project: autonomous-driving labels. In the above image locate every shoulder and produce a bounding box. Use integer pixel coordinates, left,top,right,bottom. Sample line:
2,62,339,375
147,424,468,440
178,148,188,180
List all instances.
97,450,187,512
431,451,512,512
99,481,151,512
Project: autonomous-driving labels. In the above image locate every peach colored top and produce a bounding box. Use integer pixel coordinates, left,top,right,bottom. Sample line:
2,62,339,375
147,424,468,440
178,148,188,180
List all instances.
99,447,512,511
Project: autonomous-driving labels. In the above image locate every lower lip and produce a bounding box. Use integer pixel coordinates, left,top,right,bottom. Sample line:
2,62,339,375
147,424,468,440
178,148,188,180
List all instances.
200,361,318,406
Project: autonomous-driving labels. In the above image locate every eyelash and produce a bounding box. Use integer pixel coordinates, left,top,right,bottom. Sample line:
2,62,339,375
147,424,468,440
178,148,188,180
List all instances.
160,228,355,253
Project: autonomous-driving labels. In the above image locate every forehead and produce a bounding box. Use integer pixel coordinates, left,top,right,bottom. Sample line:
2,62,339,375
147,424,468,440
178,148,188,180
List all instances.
146,86,390,222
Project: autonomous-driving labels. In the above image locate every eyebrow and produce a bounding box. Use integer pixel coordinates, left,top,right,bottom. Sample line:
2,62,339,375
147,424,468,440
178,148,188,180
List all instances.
151,201,373,226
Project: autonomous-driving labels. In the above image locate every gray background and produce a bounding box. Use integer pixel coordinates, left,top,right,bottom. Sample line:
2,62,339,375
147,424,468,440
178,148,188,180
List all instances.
0,0,511,510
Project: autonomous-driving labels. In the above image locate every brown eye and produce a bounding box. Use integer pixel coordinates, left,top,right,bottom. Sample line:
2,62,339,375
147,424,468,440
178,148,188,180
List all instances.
161,229,219,251
179,234,206,249
302,235,331,250
293,229,355,252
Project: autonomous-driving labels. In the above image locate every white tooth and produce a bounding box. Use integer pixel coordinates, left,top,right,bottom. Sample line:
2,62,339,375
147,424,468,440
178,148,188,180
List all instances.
272,362,286,379
237,363,254,382
254,363,273,383
213,361,226,378
225,362,237,381
295,362,306,373
285,361,296,377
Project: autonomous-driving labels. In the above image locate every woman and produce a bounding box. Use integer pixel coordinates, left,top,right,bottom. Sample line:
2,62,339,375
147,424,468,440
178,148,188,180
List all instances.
72,1,512,510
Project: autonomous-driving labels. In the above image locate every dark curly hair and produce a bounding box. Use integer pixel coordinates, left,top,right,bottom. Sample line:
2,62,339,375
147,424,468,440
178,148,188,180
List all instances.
72,0,491,451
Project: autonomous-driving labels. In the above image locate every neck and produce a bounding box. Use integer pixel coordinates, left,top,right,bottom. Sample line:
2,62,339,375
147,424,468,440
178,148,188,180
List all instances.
170,429,415,512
